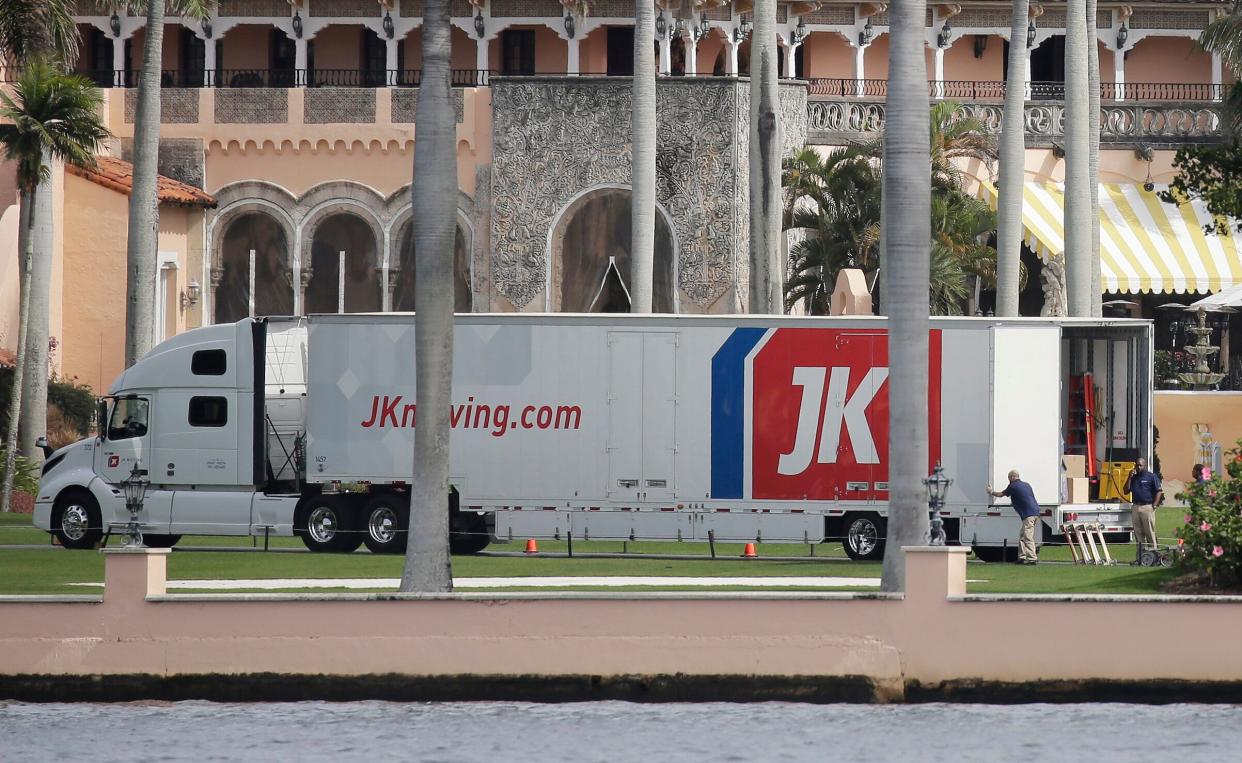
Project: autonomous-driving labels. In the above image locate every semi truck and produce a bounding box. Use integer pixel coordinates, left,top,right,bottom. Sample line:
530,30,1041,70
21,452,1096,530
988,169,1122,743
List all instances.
33,314,1153,561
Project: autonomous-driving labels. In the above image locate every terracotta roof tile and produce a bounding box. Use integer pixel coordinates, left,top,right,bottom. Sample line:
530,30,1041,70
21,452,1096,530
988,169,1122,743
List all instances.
67,156,217,208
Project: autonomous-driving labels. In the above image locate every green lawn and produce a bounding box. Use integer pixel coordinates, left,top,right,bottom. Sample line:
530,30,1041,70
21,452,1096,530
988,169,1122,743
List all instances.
0,510,1188,596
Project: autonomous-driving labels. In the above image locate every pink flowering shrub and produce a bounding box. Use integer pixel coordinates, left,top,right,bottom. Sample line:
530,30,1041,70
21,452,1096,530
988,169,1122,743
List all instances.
1177,440,1242,586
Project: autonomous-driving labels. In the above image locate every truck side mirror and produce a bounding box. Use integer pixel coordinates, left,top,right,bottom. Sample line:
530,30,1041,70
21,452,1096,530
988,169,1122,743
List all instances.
96,399,109,440
34,436,53,459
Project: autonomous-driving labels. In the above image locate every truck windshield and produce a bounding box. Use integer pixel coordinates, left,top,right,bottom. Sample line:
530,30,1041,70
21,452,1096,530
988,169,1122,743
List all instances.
108,398,149,441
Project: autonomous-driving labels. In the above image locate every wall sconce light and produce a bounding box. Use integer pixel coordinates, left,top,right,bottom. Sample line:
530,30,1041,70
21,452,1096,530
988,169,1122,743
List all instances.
1026,19,1036,49
973,34,987,58
292,10,303,39
181,279,201,310
1116,23,1128,51
564,14,575,39
792,17,808,46
740,13,753,38
1051,141,1065,159
937,21,951,49
201,18,212,39
858,19,874,47
474,10,485,39
656,12,667,38
383,10,394,39
110,12,121,38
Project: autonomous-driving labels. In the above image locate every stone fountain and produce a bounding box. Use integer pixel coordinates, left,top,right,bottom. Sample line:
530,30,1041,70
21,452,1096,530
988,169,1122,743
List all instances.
1178,308,1227,390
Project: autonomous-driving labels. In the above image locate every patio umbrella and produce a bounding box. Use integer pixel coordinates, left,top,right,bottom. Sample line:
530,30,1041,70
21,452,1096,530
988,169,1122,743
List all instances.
1191,283,1242,309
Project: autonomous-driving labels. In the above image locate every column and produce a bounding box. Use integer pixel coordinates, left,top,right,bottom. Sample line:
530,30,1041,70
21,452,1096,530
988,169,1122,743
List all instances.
933,47,945,99
659,33,672,75
728,42,740,75
386,37,399,86
1212,52,1223,101
853,44,865,96
685,33,699,75
567,37,580,76
294,37,308,86
1113,44,1125,101
476,36,489,71
784,41,798,79
203,37,216,87
112,38,126,87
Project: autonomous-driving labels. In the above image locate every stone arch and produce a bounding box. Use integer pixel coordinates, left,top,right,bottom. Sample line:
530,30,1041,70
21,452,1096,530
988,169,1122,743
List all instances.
301,205,385,314
209,181,299,323
546,185,678,313
212,209,295,323
388,208,475,313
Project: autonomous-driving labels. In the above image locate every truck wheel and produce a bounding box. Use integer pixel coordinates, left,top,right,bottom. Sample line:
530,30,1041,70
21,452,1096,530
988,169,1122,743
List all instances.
298,496,359,553
143,534,181,549
53,490,102,550
972,545,1019,563
449,511,491,555
843,514,886,561
362,494,408,554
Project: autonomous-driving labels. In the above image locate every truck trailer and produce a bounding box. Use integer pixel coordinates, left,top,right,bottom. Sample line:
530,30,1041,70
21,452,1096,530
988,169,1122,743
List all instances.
33,314,1153,560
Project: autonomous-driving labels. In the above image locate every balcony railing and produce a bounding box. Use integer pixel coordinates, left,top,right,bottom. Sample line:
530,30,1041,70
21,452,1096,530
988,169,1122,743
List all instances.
1,68,495,88
807,78,1225,102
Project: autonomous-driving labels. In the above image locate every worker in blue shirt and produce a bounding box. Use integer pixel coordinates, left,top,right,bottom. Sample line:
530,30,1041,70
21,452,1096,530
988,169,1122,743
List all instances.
1126,458,1163,561
986,470,1041,564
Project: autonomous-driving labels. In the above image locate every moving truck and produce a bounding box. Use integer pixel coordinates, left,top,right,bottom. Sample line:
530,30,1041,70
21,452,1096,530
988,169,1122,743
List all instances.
33,314,1153,561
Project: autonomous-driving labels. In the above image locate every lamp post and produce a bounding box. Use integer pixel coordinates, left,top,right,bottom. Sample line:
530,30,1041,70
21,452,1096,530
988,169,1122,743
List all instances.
121,464,149,547
924,462,952,546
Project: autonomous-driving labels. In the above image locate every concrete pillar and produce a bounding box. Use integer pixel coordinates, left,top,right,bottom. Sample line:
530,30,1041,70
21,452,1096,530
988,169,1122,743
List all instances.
728,42,739,75
902,546,969,601
685,34,699,75
933,46,945,98
476,35,489,72
659,34,672,75
853,44,866,96
1113,46,1125,101
1212,52,1223,101
103,548,171,602
294,37,308,86
567,37,580,75
386,37,399,86
784,42,799,79
203,37,216,87
112,38,126,86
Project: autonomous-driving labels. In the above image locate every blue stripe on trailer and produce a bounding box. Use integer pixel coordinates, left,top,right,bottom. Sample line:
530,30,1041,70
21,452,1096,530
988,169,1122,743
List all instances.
710,327,767,499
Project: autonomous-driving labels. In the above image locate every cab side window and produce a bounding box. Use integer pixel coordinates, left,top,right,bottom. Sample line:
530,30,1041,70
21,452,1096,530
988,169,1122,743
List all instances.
189,396,228,427
191,349,227,375
108,398,150,440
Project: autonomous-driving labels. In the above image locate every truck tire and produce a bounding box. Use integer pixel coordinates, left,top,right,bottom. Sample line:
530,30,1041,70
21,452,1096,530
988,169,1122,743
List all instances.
361,494,408,554
143,534,182,549
449,510,491,555
843,513,885,561
972,545,1019,563
53,490,102,550
297,495,360,553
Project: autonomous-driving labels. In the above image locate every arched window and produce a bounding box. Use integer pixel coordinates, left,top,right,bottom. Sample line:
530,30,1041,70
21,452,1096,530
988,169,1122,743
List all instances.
305,213,381,313
214,211,293,323
391,220,472,312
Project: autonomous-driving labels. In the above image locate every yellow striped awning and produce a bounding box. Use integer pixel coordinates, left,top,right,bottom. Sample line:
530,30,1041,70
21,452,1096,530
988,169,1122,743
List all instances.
979,182,1242,294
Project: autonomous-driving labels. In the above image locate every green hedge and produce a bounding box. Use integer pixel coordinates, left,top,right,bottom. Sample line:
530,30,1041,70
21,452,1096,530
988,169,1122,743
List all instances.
0,367,96,440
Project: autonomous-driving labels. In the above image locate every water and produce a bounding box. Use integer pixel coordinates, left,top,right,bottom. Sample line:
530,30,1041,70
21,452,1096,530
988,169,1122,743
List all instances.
3,700,1239,762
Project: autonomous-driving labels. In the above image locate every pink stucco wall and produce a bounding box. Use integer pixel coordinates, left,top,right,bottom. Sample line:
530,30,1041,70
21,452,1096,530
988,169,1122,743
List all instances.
4,547,1242,695
1155,392,1242,486
1126,36,1210,85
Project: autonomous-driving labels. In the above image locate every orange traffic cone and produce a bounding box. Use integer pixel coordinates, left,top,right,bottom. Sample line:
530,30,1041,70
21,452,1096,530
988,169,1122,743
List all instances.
740,542,757,559
525,539,539,554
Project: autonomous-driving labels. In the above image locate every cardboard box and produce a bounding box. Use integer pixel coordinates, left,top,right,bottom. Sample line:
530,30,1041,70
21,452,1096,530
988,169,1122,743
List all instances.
1067,477,1091,504
1063,455,1087,479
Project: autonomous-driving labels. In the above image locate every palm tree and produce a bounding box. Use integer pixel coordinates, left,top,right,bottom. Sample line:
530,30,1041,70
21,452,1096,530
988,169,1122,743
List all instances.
995,0,1029,317
0,0,80,465
118,0,215,368
749,0,782,314
1063,0,1092,316
399,0,455,593
880,0,932,592
630,0,656,313
1087,0,1101,316
929,190,1006,315
0,62,109,514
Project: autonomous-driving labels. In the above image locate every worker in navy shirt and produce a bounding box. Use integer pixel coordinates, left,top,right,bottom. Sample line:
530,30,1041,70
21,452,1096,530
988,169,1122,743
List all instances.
1125,458,1163,560
986,470,1041,564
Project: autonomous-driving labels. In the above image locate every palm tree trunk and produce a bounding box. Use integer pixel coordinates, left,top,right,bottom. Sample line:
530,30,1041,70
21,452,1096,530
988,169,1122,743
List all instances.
1,189,36,514
18,168,53,460
1087,0,1102,316
125,0,165,367
995,0,1030,317
749,0,782,314
400,0,455,593
1063,0,1092,317
630,0,656,313
880,0,932,592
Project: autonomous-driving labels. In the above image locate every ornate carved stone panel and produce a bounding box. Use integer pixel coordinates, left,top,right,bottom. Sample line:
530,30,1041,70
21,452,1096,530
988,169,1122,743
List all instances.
215,88,289,123
308,0,379,17
124,88,200,124
392,89,465,123
805,7,853,24
216,0,290,17
490,0,563,17
1130,10,1210,30
304,87,377,123
491,78,809,312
